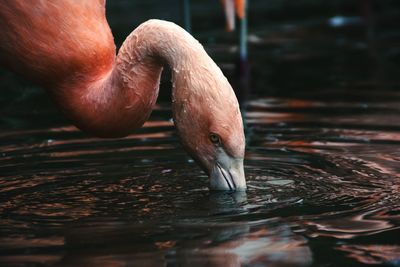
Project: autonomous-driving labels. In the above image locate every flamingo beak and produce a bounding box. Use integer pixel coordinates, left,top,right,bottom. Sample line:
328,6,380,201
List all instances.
210,149,246,191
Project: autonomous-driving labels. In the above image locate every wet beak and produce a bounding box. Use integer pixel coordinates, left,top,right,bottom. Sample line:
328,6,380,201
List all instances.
210,152,246,191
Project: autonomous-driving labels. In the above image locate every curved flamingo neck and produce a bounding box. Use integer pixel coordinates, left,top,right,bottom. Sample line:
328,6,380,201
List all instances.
59,19,215,138
119,19,207,70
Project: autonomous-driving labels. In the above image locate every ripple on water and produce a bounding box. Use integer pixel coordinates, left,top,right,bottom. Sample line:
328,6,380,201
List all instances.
0,94,400,266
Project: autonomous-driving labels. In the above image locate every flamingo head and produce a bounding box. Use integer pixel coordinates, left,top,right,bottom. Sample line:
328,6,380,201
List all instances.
172,67,246,191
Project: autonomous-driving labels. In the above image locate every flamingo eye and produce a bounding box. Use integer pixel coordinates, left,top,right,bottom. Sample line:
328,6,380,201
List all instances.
209,133,221,145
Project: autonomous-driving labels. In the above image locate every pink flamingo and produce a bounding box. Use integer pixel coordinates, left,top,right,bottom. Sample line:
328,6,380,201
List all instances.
0,0,246,190
221,0,246,31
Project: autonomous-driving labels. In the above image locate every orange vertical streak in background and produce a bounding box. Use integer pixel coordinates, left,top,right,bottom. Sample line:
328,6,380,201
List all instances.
235,0,245,19
220,0,246,31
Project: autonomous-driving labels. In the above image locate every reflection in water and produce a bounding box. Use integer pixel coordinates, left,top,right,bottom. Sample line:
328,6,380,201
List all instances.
302,207,398,239
55,192,311,267
337,244,400,265
1,92,399,266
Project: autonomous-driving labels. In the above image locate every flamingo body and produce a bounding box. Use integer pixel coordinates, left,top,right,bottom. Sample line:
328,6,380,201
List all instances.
0,0,246,190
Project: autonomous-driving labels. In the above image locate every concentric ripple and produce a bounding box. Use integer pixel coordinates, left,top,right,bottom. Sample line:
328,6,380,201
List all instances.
1,90,399,266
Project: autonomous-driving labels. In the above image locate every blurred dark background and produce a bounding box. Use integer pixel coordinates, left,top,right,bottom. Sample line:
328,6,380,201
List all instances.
1,0,399,130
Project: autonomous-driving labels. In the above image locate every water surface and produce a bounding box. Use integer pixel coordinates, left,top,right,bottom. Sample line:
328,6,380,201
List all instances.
1,89,399,266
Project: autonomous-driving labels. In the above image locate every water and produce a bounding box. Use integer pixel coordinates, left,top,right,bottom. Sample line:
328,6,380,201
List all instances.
1,1,400,266
1,92,399,266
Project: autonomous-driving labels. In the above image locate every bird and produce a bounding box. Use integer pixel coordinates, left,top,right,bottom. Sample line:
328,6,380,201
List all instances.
0,0,246,191
181,0,246,32
220,0,246,32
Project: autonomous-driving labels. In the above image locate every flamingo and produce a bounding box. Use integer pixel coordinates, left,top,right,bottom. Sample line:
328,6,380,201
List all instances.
181,0,246,32
220,0,246,32
0,0,246,191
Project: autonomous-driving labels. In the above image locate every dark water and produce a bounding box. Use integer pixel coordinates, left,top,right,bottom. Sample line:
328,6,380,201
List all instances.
1,1,400,266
